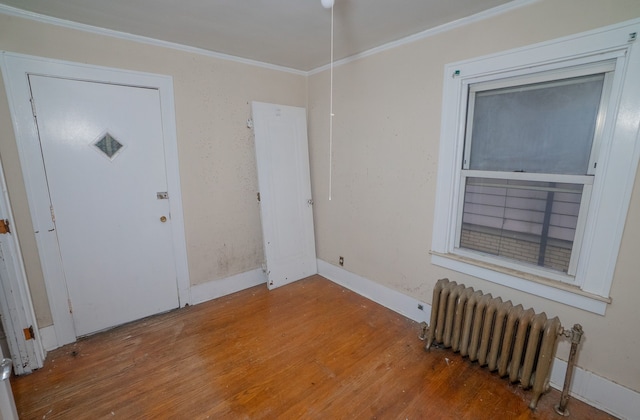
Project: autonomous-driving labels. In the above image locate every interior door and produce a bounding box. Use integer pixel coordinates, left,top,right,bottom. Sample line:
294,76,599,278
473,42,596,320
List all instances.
29,75,179,337
252,102,317,289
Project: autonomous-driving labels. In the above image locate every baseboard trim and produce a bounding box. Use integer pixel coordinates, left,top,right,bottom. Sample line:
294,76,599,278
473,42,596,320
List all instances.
317,260,430,324
38,325,57,352
189,268,267,305
36,269,266,353
317,258,639,420
549,358,640,420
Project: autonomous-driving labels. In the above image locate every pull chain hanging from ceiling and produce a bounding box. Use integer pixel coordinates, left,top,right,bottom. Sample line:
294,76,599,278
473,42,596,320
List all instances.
323,0,335,200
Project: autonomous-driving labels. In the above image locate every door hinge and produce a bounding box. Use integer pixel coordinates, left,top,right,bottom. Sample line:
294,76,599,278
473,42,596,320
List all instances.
23,325,34,341
257,192,261,202
68,298,73,314
0,219,10,234
50,205,56,222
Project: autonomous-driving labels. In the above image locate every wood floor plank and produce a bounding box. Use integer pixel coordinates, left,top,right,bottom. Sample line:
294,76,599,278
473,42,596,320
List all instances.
11,275,617,419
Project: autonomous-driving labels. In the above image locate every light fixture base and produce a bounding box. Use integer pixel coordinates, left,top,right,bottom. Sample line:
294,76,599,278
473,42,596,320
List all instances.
321,0,334,9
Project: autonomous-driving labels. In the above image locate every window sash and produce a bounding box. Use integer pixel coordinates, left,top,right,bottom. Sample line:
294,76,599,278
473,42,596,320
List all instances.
462,64,614,176
468,61,615,93
454,170,593,280
456,64,609,281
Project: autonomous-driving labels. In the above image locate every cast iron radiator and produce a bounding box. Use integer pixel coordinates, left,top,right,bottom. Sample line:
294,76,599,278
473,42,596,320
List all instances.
421,278,566,409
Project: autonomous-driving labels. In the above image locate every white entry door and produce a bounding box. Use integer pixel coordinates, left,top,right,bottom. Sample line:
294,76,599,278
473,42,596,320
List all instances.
252,102,317,289
28,75,179,337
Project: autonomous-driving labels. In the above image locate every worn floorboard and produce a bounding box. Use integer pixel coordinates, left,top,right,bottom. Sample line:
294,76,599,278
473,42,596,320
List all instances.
11,275,617,419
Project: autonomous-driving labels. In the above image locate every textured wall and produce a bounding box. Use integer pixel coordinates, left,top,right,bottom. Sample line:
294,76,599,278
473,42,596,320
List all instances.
0,13,307,326
308,0,640,392
2,0,640,395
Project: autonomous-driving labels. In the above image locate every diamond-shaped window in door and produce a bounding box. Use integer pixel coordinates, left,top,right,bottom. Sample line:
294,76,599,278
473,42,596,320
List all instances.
93,132,124,160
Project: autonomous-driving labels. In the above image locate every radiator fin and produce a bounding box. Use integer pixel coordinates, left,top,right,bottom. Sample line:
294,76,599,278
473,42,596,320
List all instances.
425,278,561,409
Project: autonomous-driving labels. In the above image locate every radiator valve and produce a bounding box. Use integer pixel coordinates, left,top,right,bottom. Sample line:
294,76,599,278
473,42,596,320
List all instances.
418,321,428,341
559,323,583,344
555,324,584,416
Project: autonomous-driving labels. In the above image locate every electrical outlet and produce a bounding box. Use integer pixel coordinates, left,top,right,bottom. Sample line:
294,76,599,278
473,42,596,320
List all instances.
339,256,344,266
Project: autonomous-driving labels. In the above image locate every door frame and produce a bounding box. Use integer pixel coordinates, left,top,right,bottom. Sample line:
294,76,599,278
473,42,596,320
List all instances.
0,152,43,374
0,52,191,347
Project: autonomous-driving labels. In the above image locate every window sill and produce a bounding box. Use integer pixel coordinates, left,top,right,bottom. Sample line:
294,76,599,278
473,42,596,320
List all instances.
430,251,611,315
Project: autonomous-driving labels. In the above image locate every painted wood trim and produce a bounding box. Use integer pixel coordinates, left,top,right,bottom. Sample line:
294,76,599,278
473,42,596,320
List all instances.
0,1,539,76
308,0,541,74
317,260,429,324
549,358,640,420
251,102,318,289
0,155,44,372
37,325,57,352
189,269,267,306
0,52,191,345
430,253,608,315
154,75,192,308
0,4,306,76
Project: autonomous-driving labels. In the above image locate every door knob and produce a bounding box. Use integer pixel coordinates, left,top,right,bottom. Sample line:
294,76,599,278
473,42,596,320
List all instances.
160,216,167,223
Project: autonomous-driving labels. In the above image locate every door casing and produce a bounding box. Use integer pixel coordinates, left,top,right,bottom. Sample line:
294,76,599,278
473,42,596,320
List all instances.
0,153,43,374
1,52,191,348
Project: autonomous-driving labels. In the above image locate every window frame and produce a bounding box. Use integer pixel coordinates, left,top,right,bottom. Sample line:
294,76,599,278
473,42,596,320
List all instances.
456,66,612,280
431,20,640,315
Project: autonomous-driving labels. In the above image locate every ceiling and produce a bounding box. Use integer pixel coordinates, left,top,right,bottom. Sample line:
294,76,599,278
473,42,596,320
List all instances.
0,0,516,72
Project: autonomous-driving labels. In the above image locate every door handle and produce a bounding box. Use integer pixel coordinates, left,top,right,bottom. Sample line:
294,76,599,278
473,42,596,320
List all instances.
160,216,167,223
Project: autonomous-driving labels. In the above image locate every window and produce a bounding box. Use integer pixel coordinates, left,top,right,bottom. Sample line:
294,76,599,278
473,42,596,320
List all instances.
458,68,611,279
460,178,585,275
431,21,640,314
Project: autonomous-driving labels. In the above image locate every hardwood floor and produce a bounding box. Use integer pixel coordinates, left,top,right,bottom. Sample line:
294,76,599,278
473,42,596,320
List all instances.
12,275,616,419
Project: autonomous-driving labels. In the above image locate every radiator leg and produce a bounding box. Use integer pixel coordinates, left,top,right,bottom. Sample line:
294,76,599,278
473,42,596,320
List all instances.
418,322,428,341
555,324,583,417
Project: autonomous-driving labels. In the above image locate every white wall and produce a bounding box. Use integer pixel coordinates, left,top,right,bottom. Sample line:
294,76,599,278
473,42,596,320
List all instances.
308,0,640,393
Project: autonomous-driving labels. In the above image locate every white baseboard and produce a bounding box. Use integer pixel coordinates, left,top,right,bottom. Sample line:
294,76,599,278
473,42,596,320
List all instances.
549,358,640,420
38,325,58,352
37,269,266,353
189,268,267,305
317,260,430,324
317,258,639,420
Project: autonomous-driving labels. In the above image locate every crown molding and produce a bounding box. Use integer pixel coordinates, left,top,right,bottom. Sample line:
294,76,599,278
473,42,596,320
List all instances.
309,0,540,75
1,1,540,77
0,4,307,76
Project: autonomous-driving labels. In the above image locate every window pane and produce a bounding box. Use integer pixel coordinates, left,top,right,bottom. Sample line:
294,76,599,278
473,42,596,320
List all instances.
468,74,605,175
459,177,583,273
